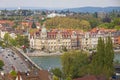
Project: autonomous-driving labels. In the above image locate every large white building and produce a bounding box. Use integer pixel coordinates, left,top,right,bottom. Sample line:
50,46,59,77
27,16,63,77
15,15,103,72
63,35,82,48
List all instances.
81,28,115,50
29,27,117,51
29,26,80,51
47,13,66,18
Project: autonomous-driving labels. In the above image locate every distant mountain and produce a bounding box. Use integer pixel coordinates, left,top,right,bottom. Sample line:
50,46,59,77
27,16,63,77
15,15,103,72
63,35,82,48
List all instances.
0,6,120,13
0,7,63,11
62,7,120,13
0,7,48,11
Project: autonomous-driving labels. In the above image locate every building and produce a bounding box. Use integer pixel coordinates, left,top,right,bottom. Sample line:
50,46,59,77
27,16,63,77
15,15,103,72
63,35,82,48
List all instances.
81,28,116,50
30,27,118,51
47,13,66,18
29,26,80,51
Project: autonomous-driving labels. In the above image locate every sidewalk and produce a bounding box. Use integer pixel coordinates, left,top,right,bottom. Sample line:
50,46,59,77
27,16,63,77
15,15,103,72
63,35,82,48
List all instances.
27,51,63,57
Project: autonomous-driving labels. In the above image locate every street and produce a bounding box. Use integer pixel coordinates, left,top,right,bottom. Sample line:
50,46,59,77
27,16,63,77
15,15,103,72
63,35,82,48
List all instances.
0,48,30,73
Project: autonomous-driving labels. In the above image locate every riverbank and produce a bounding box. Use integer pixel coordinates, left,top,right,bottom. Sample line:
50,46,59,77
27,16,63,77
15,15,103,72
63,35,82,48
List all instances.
114,49,120,53
27,49,120,57
27,51,63,57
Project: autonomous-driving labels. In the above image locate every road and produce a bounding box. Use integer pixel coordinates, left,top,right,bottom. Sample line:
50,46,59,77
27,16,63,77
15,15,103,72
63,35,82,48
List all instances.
0,48,30,73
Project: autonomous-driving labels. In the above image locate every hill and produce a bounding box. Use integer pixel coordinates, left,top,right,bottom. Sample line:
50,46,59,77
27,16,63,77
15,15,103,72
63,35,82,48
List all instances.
62,7,120,13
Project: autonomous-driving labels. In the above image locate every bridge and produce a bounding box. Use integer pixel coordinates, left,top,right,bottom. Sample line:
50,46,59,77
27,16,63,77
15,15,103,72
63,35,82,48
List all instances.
10,47,42,71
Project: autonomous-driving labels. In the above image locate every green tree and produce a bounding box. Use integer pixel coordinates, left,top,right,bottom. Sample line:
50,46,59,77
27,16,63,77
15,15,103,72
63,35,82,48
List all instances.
0,60,4,69
23,36,29,48
104,36,114,78
31,21,36,28
10,70,17,77
4,33,11,46
46,17,90,31
16,35,29,48
41,11,46,15
53,75,59,80
51,68,62,79
115,25,120,30
91,37,105,75
61,50,89,79
91,37,114,79
16,34,24,47
9,38,17,46
80,20,90,30
62,46,67,52
65,76,72,80
0,41,4,46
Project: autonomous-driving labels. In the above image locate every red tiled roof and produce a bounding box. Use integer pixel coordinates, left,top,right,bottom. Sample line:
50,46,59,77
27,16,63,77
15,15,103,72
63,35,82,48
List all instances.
47,32,57,39
39,70,50,80
90,28,116,33
0,20,14,26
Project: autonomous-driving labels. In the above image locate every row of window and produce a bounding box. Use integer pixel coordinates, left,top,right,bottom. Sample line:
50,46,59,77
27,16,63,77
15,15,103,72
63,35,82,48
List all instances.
48,46,71,49
47,42,71,45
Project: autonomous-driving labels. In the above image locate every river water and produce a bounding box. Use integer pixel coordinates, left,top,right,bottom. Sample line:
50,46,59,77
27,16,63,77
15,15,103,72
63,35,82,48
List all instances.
30,53,120,70
30,56,62,70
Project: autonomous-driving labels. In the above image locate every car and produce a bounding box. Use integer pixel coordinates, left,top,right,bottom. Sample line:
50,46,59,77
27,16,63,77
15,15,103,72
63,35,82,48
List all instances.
0,49,4,52
25,59,28,61
11,55,14,57
14,58,16,60
8,54,10,56
11,52,15,55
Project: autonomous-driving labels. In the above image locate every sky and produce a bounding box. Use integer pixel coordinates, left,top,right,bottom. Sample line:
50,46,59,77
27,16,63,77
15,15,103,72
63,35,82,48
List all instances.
0,0,120,9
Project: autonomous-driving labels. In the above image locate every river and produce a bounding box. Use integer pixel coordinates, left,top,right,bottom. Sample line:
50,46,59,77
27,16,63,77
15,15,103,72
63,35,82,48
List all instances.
30,56,62,70
30,53,120,70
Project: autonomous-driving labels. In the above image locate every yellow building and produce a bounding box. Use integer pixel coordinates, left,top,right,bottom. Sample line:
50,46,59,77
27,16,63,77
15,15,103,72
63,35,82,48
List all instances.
29,26,79,51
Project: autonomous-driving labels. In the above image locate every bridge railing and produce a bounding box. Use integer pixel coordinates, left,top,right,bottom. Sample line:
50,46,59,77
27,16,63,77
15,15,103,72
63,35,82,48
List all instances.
11,47,42,70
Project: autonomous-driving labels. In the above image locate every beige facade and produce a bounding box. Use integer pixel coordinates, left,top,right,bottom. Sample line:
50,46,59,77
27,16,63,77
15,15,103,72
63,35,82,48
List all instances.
0,30,7,39
81,31,114,50
29,27,78,51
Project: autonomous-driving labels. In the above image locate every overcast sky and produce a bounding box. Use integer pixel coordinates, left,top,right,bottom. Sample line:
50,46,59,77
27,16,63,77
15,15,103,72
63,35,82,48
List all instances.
0,0,120,8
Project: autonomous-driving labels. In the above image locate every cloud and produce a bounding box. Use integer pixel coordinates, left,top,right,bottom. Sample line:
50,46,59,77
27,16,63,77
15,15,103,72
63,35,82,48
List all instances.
0,0,119,8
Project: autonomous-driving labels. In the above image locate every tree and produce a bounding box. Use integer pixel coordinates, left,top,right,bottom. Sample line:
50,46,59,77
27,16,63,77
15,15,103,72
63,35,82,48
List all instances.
10,70,17,77
104,36,114,78
65,77,72,80
62,46,67,52
93,12,98,18
0,60,4,69
91,37,114,79
46,17,90,30
4,33,11,46
115,25,120,30
0,41,4,46
16,35,29,48
89,19,100,29
23,36,29,48
61,50,89,79
9,38,17,46
31,21,36,28
41,11,46,15
91,37,105,75
51,68,62,79
53,75,59,80
80,20,90,31
102,17,111,23
16,34,24,46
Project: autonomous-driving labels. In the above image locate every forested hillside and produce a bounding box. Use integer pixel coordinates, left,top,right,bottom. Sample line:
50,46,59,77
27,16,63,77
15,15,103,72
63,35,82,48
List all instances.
46,17,90,31
45,11,120,31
